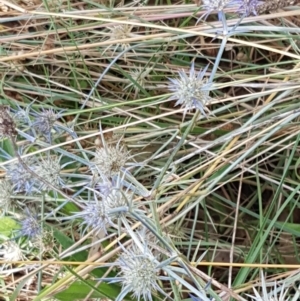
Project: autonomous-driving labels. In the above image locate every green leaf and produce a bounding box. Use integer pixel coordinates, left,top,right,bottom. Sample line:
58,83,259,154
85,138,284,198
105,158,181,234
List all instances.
51,227,87,262
54,280,125,301
277,222,300,235
0,217,20,238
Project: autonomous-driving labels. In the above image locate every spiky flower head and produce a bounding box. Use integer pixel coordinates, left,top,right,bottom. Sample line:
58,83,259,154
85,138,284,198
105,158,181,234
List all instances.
96,178,113,197
0,105,17,138
0,179,12,211
6,154,62,194
202,0,232,11
109,24,134,56
92,143,130,178
168,63,212,117
111,24,133,40
73,174,139,234
20,210,41,239
0,241,23,270
233,0,263,16
101,174,130,203
34,109,59,133
12,106,31,128
74,201,111,234
117,242,163,301
32,109,61,141
6,157,36,194
34,155,62,191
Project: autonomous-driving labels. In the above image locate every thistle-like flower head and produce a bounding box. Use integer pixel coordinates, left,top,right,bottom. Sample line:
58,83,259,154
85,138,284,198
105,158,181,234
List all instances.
6,157,37,194
233,0,263,16
168,63,212,117
32,230,55,253
32,108,61,142
74,201,111,234
102,175,130,204
0,241,23,270
34,155,62,191
109,24,134,56
117,242,163,301
71,180,133,235
34,109,59,133
92,143,130,178
104,188,129,211
20,210,41,239
6,153,62,194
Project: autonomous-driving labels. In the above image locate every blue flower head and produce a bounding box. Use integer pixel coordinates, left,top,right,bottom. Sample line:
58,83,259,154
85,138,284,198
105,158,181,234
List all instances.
233,0,263,16
197,0,234,25
32,108,62,142
20,210,41,239
72,201,111,235
6,153,62,194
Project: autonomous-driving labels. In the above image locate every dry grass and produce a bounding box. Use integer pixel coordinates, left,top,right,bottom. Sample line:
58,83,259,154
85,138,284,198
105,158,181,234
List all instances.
1,0,300,300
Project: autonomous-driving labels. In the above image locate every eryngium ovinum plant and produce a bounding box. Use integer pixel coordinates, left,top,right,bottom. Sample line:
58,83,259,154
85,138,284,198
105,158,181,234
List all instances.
70,172,147,237
101,228,172,301
0,106,66,263
12,105,62,143
4,152,64,195
113,236,168,301
168,63,212,118
99,227,215,301
90,128,149,198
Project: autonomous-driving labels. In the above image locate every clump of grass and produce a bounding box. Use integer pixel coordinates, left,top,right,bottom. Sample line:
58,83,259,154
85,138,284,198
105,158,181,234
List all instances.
0,0,300,300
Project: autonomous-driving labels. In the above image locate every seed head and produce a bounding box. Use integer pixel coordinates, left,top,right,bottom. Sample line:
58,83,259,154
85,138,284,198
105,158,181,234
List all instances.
92,144,130,177
34,155,62,191
0,105,17,138
168,63,212,117
0,241,23,269
105,189,129,210
102,184,133,222
117,243,162,301
111,24,132,40
110,24,133,51
34,109,59,133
